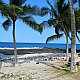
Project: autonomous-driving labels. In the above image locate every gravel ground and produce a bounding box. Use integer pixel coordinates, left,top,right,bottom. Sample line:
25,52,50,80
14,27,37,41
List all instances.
0,53,78,80
0,61,74,80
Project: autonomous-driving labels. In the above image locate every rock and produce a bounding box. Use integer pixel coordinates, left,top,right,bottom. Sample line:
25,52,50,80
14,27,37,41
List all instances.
19,77,23,80
44,69,46,71
0,74,6,78
9,73,14,77
36,62,39,64
44,58,47,61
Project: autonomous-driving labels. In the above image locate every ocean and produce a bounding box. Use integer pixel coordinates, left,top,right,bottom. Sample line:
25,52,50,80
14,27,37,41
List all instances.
0,42,80,50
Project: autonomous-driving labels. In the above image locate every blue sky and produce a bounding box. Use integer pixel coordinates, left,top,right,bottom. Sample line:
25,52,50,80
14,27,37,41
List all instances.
0,0,80,44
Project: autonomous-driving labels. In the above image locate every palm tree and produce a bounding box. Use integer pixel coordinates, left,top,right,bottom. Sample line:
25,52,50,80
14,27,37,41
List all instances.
2,0,43,64
40,0,71,61
41,0,80,62
68,0,78,72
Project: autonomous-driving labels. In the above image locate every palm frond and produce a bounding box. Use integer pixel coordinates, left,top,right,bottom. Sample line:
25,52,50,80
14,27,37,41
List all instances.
2,19,12,30
39,7,49,16
48,18,56,26
23,5,41,16
0,1,9,16
37,24,43,34
46,34,63,43
23,5,49,16
55,24,63,35
61,3,69,14
40,18,56,29
46,0,57,18
19,16,43,33
57,0,64,13
10,0,26,6
0,3,22,18
40,21,49,29
46,0,54,10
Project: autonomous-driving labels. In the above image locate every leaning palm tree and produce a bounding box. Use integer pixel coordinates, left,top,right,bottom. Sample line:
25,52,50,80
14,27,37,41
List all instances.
68,0,78,72
2,0,43,64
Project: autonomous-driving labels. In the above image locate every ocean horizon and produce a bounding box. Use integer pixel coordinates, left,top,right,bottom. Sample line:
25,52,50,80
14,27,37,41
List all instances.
0,42,80,50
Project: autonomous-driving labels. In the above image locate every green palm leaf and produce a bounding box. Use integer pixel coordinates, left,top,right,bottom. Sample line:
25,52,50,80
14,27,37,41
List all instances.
55,25,62,35
46,0,57,18
10,0,26,6
19,16,43,33
46,34,63,43
39,7,49,16
2,18,12,30
40,18,56,29
23,5,41,16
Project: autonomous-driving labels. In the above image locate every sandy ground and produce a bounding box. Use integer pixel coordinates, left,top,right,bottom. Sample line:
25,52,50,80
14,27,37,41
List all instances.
0,53,77,80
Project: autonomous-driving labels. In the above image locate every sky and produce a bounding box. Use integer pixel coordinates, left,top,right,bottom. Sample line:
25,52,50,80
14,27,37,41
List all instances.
0,0,80,44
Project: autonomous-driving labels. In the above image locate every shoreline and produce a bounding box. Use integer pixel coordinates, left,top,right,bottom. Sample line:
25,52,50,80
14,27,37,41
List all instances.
0,48,66,55
0,48,80,55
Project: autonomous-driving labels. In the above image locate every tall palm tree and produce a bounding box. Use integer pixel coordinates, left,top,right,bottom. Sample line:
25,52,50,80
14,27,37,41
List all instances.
41,0,80,62
68,0,78,72
40,0,71,61
2,0,43,64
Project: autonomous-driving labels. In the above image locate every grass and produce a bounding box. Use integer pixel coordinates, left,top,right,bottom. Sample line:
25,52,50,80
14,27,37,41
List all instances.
48,63,80,80
70,66,80,80
46,60,79,79
0,72,34,80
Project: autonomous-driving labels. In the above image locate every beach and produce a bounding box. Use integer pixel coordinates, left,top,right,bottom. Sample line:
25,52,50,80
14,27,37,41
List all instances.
0,48,79,80
0,54,70,80
0,60,72,80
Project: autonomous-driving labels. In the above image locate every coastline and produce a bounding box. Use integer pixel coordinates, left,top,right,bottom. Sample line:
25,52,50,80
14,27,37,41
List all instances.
0,48,66,55
0,48,80,55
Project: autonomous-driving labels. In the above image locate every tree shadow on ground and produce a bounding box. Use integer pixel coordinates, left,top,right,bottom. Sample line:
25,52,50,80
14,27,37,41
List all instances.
39,61,70,72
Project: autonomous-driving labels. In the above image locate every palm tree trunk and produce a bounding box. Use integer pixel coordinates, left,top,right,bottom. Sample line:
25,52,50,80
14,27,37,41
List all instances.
66,35,68,62
13,20,17,64
69,0,78,72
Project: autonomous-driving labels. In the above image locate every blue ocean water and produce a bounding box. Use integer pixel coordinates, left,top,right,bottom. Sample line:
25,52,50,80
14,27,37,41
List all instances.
0,42,80,50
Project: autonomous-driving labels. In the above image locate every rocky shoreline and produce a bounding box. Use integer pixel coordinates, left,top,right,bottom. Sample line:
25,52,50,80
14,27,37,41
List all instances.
0,48,65,55
0,48,80,55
